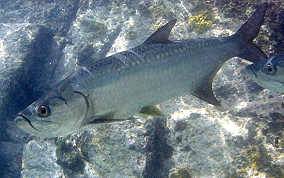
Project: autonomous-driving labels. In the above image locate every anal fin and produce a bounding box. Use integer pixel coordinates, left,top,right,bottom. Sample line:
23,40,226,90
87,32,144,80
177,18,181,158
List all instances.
133,114,151,123
192,71,221,106
139,105,166,117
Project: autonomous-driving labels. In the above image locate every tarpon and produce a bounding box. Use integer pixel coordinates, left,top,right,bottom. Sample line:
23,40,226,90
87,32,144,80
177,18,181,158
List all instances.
246,53,284,93
14,3,268,138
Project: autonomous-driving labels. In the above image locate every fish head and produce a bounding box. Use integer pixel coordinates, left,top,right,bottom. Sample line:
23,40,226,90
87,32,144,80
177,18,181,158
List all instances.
246,53,284,93
14,83,89,138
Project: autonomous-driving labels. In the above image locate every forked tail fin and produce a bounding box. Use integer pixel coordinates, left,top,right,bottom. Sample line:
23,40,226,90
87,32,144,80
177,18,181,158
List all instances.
234,2,268,62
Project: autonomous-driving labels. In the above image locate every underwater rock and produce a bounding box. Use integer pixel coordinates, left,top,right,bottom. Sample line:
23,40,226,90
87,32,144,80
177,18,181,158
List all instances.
169,168,191,178
125,31,138,40
174,120,188,132
55,137,87,175
21,140,63,177
81,20,108,37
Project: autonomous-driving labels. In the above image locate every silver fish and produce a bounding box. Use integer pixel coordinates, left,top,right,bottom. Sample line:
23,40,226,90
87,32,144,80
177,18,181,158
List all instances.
246,53,284,93
14,3,268,138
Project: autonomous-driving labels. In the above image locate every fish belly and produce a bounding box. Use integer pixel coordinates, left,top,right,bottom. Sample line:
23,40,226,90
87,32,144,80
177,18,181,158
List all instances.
86,41,238,119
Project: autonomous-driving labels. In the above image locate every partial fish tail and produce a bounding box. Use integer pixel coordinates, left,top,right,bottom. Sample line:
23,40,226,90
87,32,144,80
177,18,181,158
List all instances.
234,2,268,62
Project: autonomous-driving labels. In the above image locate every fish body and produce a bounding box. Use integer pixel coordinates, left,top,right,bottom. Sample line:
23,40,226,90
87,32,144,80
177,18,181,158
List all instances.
14,3,268,138
246,53,284,93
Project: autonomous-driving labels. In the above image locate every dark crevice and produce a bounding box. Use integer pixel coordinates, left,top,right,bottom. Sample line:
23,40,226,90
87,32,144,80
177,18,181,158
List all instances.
0,1,81,141
0,26,61,178
0,1,81,178
1,25,58,142
54,132,92,177
143,117,174,178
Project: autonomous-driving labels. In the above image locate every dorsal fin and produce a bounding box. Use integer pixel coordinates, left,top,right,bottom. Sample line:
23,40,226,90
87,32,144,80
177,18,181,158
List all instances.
192,70,221,106
143,19,177,44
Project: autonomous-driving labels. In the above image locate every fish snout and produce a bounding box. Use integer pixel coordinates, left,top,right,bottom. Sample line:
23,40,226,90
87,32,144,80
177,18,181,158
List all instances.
246,63,260,71
14,115,29,127
246,64,260,80
245,64,253,71
14,107,39,131
14,107,32,125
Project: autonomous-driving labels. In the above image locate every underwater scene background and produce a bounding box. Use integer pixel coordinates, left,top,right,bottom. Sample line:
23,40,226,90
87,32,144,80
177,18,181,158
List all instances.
0,0,284,177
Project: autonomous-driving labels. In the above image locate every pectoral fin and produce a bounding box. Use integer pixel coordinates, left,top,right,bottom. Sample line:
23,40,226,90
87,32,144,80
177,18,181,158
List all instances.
139,105,166,117
89,112,135,124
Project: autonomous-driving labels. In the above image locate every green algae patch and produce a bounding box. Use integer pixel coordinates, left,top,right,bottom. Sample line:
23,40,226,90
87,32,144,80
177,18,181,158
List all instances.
153,24,163,32
81,20,108,37
149,5,167,19
188,2,216,34
169,168,191,178
125,31,137,40
188,12,213,34
246,146,263,169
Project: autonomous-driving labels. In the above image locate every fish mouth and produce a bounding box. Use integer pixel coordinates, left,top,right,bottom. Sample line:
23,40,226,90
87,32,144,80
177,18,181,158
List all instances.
15,114,41,132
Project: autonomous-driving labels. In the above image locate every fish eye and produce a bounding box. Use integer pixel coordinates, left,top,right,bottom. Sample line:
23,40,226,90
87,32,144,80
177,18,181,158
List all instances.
264,64,276,75
37,105,51,117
